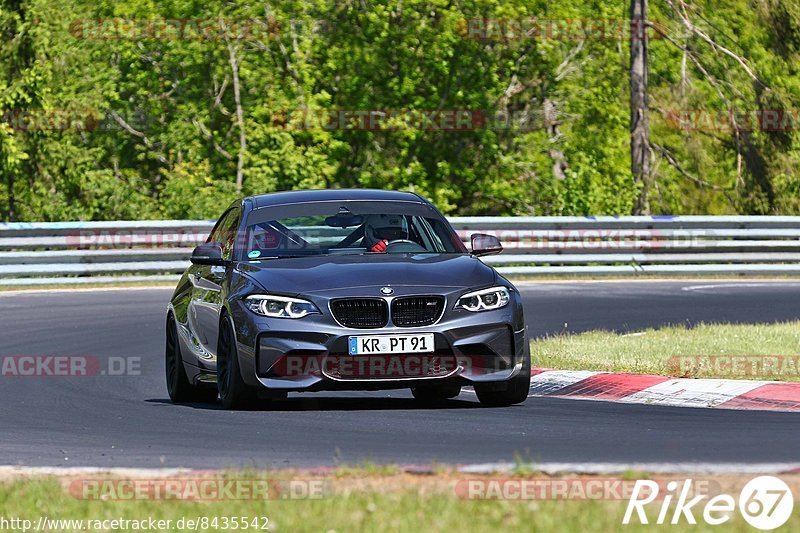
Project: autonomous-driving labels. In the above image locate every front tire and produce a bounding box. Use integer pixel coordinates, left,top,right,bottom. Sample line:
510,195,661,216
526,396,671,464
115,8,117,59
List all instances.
217,314,257,410
166,314,216,403
475,356,531,407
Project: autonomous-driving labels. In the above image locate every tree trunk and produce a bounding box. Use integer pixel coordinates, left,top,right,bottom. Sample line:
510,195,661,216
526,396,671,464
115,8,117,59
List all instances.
6,172,16,222
228,43,246,195
630,0,651,214
543,98,568,180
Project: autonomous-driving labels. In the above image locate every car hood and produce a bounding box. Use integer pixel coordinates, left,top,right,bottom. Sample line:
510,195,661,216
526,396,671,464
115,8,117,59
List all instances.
237,253,496,294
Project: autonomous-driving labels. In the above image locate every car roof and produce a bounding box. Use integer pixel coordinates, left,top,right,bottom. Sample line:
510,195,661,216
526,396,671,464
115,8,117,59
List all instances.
247,189,426,209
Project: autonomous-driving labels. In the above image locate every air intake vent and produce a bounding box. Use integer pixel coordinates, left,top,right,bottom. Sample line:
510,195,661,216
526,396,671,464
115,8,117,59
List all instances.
330,298,388,328
391,296,444,327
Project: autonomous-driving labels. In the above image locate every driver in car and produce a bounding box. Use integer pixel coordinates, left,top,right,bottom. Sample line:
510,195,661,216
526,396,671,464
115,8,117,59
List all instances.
362,214,410,253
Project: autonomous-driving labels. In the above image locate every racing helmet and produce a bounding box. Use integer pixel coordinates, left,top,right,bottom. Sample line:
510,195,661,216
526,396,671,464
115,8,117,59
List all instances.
363,213,409,243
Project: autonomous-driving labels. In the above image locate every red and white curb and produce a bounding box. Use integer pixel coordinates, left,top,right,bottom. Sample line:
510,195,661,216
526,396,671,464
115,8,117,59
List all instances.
527,368,800,412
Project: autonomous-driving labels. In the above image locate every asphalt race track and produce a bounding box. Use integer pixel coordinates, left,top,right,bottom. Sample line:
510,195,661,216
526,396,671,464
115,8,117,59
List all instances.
1,281,799,468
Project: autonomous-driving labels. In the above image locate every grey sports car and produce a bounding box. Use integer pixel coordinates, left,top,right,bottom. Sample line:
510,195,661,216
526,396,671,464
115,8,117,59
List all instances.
166,189,530,409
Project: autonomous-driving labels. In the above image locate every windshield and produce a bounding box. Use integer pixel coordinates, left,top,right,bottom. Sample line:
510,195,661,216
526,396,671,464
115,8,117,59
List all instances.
238,200,465,260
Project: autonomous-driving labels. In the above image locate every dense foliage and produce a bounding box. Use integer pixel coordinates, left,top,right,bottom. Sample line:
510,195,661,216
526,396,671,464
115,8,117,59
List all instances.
1,0,799,220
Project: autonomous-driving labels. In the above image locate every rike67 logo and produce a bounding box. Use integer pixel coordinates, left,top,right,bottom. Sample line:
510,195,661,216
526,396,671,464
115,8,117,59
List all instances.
623,476,794,530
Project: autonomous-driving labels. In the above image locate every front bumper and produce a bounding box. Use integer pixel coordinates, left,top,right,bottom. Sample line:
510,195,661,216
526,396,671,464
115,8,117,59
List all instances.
229,287,529,392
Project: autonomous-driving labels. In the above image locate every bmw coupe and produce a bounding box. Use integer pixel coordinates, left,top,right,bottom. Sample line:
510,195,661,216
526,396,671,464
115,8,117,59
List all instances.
166,189,530,409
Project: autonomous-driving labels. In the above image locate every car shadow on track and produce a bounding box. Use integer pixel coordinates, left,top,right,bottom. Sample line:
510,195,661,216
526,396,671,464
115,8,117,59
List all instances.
146,395,484,411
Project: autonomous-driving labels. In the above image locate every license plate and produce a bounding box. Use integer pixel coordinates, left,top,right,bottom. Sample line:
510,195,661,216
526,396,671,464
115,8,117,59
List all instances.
348,333,434,355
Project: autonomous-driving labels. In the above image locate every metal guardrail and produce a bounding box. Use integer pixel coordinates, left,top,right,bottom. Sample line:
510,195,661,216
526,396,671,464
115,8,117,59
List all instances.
1,216,800,284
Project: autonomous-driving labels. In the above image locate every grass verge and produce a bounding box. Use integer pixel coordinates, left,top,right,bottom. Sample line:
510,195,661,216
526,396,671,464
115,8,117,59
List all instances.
531,322,800,381
1,471,797,532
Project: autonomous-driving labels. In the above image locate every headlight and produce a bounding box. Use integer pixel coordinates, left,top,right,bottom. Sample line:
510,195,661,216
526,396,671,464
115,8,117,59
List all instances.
244,295,320,318
455,286,511,312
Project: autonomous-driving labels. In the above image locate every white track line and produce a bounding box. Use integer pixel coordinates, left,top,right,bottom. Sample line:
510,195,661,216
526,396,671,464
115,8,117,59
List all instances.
515,278,798,286
0,286,173,296
0,466,194,478
2,463,798,477
458,462,800,475
681,282,800,291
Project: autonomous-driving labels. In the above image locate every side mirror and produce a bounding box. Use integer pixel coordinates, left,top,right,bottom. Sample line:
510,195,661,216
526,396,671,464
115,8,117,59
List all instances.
191,242,226,266
470,233,503,257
